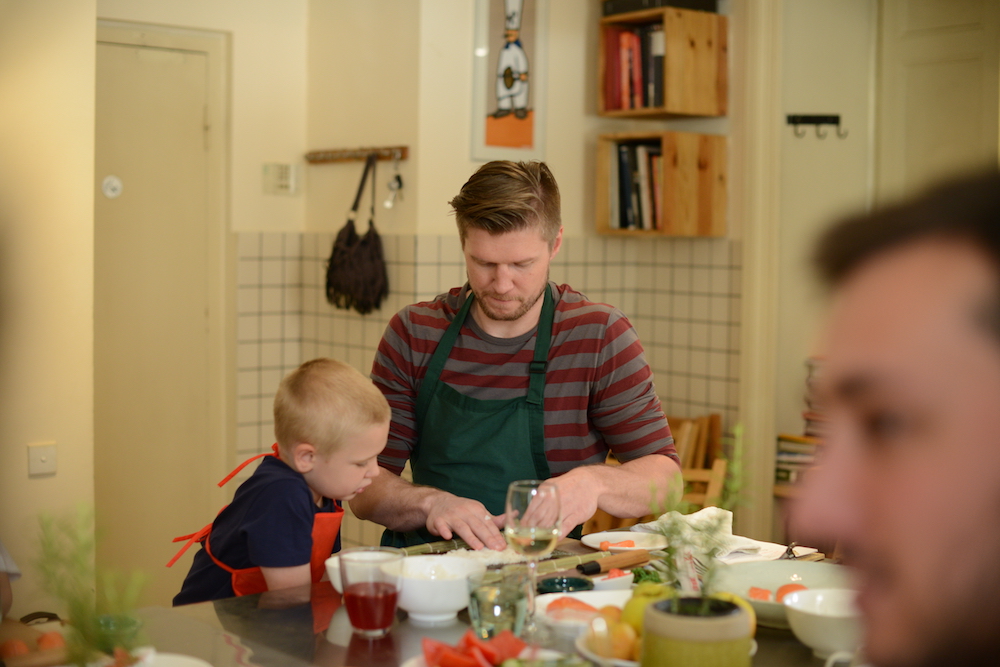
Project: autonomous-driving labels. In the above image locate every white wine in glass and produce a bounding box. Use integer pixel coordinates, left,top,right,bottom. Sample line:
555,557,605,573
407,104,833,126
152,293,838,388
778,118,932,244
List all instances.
505,479,561,639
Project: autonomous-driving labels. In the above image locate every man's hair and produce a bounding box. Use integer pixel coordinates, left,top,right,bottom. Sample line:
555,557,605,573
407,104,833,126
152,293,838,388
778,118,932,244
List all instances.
273,358,390,458
816,169,1000,285
449,160,561,246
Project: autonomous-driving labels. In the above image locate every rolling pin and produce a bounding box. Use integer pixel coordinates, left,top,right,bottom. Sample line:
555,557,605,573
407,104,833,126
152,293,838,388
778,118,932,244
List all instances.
576,548,650,575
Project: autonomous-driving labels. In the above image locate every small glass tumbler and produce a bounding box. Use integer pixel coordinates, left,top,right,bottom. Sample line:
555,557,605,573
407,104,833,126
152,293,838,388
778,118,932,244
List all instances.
339,546,405,638
467,565,528,640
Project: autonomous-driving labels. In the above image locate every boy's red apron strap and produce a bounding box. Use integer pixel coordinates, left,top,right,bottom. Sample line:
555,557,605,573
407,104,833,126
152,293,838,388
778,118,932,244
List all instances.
216,444,281,488
166,522,213,568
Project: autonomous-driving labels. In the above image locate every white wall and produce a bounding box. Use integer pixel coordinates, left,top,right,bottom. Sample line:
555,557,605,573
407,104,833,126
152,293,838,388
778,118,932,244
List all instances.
775,0,875,436
0,0,98,618
305,0,420,235
97,0,309,232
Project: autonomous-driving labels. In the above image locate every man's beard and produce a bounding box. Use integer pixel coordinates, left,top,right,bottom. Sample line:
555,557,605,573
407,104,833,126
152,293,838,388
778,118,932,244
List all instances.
472,278,547,323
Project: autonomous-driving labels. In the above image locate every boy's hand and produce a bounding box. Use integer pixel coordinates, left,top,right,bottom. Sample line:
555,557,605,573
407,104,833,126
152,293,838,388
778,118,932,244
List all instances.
424,492,507,551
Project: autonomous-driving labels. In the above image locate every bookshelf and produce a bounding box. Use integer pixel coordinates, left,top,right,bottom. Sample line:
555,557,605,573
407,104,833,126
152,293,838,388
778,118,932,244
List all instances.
599,7,727,117
596,130,726,236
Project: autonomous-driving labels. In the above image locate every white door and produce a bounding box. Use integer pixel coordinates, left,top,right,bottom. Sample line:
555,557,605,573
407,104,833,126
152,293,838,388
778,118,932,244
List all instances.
95,24,230,606
877,0,1000,202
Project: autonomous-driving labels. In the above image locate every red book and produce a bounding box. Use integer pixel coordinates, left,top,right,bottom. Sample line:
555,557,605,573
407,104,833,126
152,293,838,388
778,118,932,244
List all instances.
619,30,632,109
631,30,643,108
604,26,622,110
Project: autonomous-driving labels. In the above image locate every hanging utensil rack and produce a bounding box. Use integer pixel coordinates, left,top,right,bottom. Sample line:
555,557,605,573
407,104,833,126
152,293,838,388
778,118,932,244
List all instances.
305,145,409,164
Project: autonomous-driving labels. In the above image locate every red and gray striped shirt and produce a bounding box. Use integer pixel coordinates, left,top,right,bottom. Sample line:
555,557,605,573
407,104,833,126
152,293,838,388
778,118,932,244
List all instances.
370,282,677,476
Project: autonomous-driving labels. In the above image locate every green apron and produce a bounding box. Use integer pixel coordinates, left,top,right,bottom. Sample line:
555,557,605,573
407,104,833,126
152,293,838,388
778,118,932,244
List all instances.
381,286,558,547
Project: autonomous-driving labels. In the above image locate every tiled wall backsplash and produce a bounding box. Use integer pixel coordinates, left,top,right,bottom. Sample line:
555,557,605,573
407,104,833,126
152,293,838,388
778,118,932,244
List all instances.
237,231,741,547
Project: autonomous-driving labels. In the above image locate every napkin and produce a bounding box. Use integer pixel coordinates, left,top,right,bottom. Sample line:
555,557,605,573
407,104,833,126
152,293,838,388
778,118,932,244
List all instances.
629,506,817,563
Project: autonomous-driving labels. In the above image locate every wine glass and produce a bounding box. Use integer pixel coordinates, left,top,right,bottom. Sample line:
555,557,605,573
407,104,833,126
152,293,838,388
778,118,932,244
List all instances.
504,479,561,639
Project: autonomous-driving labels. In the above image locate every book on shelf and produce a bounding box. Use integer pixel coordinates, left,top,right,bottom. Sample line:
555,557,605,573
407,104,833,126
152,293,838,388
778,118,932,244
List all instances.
602,0,719,16
603,26,623,111
648,25,665,108
775,463,811,484
618,31,632,110
617,144,637,229
611,141,661,230
776,451,816,465
802,410,827,438
603,24,663,111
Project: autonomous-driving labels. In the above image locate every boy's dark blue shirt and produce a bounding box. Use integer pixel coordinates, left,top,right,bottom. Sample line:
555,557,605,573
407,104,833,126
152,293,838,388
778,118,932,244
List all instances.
173,455,339,605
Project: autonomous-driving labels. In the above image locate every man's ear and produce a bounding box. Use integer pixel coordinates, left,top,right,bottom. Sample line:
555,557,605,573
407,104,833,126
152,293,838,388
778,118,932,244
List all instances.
290,442,317,473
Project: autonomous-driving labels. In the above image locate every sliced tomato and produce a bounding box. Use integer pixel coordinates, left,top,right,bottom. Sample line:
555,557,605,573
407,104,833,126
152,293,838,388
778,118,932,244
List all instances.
457,630,502,665
422,637,450,667
438,646,479,667
467,645,493,667
488,629,527,662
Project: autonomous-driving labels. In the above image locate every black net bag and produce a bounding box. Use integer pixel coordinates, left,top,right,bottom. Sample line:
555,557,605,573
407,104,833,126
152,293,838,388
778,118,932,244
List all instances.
325,153,389,315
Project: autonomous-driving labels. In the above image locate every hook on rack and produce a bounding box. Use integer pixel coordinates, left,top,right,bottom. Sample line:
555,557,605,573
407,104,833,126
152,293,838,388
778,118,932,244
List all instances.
786,115,848,140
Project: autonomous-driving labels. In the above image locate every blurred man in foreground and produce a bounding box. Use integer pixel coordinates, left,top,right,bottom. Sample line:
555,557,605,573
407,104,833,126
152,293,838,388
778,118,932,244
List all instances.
791,169,1000,667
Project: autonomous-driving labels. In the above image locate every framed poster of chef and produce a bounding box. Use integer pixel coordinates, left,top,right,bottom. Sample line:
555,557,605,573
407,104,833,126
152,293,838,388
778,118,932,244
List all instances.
472,0,549,161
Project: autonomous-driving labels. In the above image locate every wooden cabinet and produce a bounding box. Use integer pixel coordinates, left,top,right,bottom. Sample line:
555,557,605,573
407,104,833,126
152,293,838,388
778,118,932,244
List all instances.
599,7,727,118
596,130,726,237
595,6,727,237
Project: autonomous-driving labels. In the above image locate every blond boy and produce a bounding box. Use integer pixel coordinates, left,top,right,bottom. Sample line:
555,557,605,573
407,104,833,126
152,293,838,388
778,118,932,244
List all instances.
173,358,388,605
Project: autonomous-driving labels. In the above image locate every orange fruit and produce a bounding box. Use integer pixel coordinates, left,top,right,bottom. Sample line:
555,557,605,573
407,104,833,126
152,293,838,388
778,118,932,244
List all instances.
37,631,66,651
776,583,808,602
1,639,31,658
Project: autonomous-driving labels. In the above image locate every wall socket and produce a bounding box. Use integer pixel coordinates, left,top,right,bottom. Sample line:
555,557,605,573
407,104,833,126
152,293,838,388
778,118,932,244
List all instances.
28,441,57,477
262,163,300,195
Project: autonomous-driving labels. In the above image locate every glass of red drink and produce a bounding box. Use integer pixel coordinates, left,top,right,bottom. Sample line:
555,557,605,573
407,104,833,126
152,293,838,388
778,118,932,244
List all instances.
339,546,405,638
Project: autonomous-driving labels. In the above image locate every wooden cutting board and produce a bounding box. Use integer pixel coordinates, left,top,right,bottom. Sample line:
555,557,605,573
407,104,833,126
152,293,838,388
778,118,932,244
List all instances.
0,618,68,667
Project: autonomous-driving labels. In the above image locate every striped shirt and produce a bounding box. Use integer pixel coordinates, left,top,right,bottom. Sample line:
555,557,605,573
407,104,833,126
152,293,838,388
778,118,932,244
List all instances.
371,282,676,476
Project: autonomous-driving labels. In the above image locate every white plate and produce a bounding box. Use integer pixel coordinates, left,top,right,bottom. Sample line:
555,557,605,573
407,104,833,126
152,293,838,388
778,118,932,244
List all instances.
581,531,668,552
400,646,564,667
714,560,852,629
575,633,638,667
536,589,632,628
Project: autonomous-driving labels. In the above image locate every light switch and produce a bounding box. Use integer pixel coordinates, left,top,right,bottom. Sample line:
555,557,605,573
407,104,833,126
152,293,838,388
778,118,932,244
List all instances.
28,441,57,477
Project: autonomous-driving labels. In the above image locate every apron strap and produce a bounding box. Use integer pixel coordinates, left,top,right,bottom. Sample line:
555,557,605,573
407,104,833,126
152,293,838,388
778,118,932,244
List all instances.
527,286,554,478
216,443,280,487
415,289,475,429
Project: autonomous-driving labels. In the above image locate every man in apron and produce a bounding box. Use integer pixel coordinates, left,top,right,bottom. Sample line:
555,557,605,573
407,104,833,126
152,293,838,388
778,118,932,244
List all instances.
352,161,681,550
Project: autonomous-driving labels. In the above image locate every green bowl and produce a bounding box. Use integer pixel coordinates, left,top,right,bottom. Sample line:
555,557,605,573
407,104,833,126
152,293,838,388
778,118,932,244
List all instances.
537,576,595,594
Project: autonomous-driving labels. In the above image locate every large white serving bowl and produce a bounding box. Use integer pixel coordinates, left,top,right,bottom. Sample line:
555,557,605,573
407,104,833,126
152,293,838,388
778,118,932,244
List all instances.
714,560,851,629
783,588,862,659
397,555,487,625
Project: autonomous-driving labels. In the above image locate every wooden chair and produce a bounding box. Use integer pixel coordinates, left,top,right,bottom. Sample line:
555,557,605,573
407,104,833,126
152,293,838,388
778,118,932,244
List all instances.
581,413,726,534
680,457,727,509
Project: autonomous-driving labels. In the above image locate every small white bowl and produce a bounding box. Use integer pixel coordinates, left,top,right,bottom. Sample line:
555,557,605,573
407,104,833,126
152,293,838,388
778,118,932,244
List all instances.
397,555,486,625
324,553,343,594
783,588,862,659
591,571,635,591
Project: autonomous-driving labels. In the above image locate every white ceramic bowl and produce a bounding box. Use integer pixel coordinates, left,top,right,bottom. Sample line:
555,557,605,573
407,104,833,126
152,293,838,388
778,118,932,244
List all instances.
714,560,851,629
324,553,343,594
783,588,862,659
591,571,635,591
397,555,486,625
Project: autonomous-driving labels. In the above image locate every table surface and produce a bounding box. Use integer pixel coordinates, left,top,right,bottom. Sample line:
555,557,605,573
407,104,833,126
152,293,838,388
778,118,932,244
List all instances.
144,540,828,667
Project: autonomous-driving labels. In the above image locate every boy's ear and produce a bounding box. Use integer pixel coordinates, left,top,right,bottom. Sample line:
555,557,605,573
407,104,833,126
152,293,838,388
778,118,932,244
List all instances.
290,442,317,473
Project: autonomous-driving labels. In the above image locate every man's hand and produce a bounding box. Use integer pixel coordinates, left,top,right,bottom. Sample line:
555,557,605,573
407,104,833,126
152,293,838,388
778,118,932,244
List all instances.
546,470,601,538
424,493,507,551
548,454,680,537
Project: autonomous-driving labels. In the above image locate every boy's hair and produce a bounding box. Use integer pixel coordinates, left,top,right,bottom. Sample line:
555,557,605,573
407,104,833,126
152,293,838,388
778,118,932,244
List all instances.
449,160,561,248
273,358,390,458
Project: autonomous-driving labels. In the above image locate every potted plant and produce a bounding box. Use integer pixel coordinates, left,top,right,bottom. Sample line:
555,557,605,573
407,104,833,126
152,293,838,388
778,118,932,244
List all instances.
35,507,146,667
635,426,756,666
